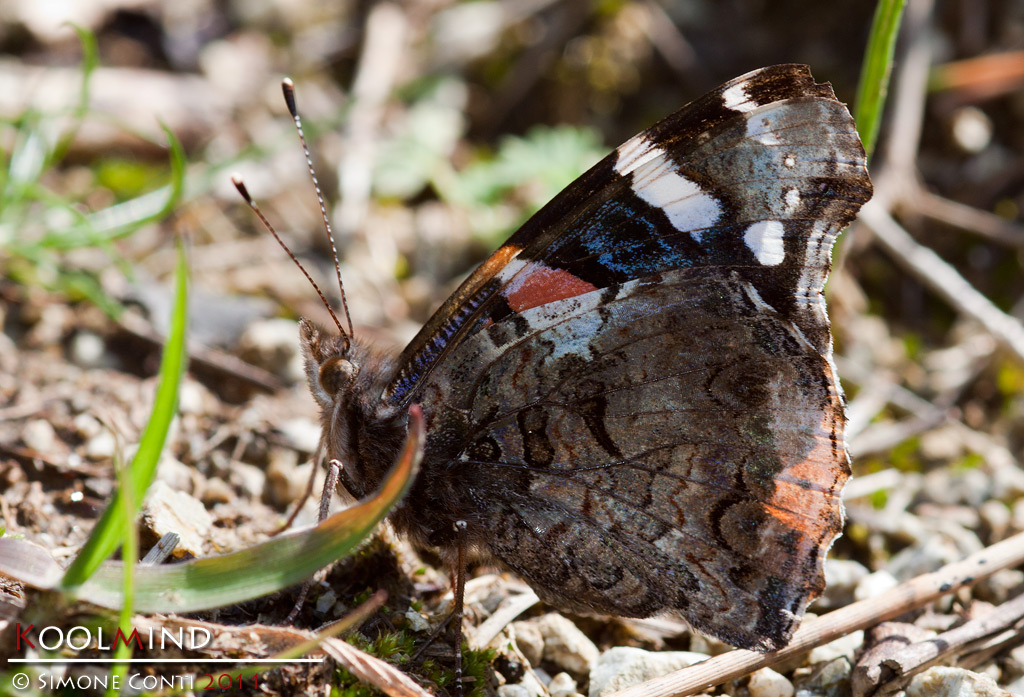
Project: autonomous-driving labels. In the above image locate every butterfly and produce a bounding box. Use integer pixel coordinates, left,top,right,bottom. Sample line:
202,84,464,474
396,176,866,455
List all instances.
258,63,871,669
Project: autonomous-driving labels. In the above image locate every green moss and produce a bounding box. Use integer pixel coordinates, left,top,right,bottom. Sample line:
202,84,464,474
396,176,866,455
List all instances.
889,437,923,472
335,632,495,697
951,452,984,471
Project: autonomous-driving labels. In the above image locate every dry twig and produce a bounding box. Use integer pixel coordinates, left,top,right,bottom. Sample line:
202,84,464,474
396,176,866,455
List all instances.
852,591,1024,696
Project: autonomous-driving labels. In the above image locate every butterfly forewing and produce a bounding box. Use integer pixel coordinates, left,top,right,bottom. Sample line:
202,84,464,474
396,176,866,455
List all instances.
384,64,869,406
376,64,871,651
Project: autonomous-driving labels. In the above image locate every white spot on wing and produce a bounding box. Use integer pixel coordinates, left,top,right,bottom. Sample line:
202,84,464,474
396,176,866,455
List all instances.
495,255,528,283
722,83,755,113
629,155,722,242
746,115,781,145
785,188,801,213
744,220,786,266
784,154,796,168
614,134,660,174
741,281,775,314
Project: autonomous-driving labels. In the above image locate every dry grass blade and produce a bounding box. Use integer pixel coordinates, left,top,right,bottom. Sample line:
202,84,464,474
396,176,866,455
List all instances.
336,2,408,237
470,588,540,649
852,591,1024,696
607,530,1024,697
0,538,63,589
322,637,433,697
860,200,1024,363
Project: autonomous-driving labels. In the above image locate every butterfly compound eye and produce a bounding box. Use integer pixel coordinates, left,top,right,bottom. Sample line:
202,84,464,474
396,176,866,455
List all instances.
319,356,357,396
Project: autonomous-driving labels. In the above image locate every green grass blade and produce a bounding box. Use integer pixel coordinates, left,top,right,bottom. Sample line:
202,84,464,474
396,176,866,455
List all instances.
72,407,424,613
51,24,99,165
107,450,137,695
854,0,908,159
61,242,189,587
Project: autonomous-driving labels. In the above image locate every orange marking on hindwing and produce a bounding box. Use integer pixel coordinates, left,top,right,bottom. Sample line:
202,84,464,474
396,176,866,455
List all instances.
765,406,847,540
504,262,598,312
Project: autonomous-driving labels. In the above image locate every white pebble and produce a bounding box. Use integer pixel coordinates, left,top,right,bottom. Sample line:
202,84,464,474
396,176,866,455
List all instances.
70,331,106,367
23,419,56,453
907,666,1007,697
84,431,117,459
547,671,577,697
950,106,992,154
807,630,863,664
747,667,794,697
854,570,899,601
496,685,531,697
534,614,599,679
404,608,430,633
72,413,102,439
589,646,710,697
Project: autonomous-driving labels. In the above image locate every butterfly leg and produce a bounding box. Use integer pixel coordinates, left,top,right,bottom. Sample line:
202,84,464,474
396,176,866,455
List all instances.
408,519,470,695
285,458,343,623
452,519,468,697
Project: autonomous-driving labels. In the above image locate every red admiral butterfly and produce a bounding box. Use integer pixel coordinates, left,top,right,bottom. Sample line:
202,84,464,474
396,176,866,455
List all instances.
245,63,871,675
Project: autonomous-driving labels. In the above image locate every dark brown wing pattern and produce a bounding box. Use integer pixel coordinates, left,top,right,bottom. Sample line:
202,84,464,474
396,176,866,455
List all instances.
416,268,846,650
382,64,871,651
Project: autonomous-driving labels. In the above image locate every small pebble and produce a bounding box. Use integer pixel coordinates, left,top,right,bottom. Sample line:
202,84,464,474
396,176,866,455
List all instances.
496,685,531,697
237,318,304,382
140,481,213,558
314,588,338,614
548,671,577,697
793,657,851,697
510,619,544,667
72,413,102,439
230,461,267,500
155,453,198,493
84,431,117,459
747,667,794,697
23,419,56,453
853,570,898,601
819,558,869,608
178,379,208,415
70,330,107,367
950,106,993,154
979,500,1011,542
887,537,960,581
976,569,1024,604
906,666,1009,697
200,477,234,505
404,608,430,633
265,447,305,507
523,670,548,697
588,646,709,697
807,630,863,664
533,614,599,680
279,418,322,454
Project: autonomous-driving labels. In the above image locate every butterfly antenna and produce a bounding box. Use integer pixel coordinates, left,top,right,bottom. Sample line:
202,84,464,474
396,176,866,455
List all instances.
282,78,355,340
232,175,348,342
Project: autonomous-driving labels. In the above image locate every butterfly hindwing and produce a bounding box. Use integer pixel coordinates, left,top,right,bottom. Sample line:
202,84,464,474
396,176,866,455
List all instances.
381,64,871,650
416,266,846,649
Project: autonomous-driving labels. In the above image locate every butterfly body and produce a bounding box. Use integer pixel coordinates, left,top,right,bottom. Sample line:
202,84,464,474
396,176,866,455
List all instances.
300,64,872,653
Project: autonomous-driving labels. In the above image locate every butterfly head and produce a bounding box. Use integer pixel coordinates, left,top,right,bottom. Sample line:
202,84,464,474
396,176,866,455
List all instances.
299,318,407,500
300,318,358,406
